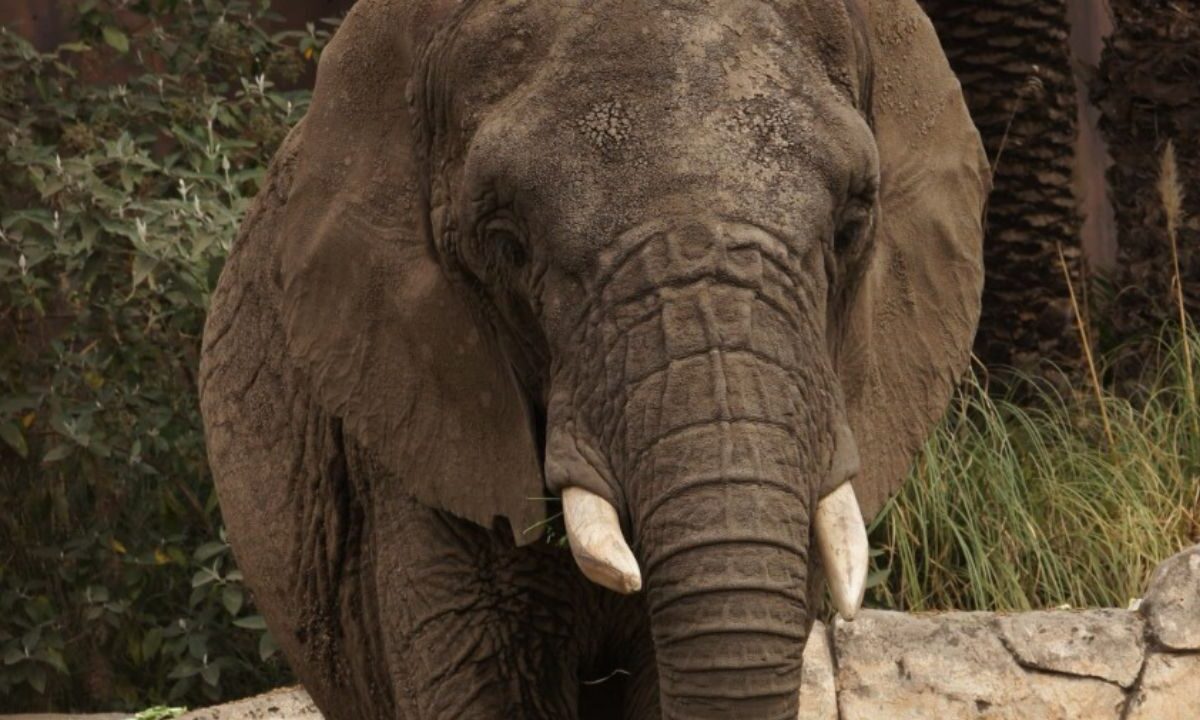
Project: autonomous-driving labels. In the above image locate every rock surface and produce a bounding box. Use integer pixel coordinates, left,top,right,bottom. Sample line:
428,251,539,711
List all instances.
797,620,837,720
834,611,1127,720
1141,545,1200,651
176,687,321,720
1124,652,1200,720
996,608,1145,687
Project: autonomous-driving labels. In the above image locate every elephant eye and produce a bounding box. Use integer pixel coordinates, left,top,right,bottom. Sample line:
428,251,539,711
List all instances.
484,218,528,268
834,203,872,257
834,179,877,259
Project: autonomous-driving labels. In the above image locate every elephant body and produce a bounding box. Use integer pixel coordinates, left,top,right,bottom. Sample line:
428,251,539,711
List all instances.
200,1,987,718
201,144,815,717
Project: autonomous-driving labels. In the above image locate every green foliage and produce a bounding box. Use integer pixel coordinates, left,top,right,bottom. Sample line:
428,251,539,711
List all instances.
0,2,334,711
869,327,1200,612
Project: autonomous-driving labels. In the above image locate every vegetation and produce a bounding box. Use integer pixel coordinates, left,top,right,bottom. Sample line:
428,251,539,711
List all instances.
0,0,1195,714
868,332,1200,612
867,136,1198,613
0,1,333,712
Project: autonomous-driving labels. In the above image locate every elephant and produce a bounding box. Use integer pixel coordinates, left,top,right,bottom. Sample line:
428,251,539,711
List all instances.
198,0,987,718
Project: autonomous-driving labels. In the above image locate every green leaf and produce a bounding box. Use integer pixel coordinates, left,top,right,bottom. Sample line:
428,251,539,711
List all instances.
22,626,42,652
232,614,266,631
0,422,28,458
36,646,67,674
192,541,226,562
132,253,157,288
27,663,47,694
190,568,218,588
258,631,277,662
167,677,193,702
0,395,37,414
102,26,129,54
142,628,163,660
167,659,199,679
41,444,72,464
4,646,25,666
85,585,110,603
200,662,220,687
221,584,243,616
865,567,891,590
186,633,206,660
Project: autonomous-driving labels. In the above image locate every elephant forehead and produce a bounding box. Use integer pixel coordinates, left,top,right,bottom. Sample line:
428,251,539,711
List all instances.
440,0,859,137
450,10,867,225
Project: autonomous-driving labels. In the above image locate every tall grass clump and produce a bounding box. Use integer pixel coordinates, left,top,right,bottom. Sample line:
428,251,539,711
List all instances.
868,328,1200,612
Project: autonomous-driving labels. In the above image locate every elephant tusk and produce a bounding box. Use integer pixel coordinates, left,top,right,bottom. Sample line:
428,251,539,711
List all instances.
815,482,869,621
562,486,642,594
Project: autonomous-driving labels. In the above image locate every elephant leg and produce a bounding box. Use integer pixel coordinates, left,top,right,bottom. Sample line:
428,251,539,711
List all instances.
370,492,591,719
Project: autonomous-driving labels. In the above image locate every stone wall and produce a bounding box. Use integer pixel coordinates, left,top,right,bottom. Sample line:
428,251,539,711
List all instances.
8,546,1196,720
800,544,1200,719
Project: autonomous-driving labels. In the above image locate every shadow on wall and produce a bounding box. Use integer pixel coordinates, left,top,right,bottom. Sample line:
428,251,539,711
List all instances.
0,0,357,53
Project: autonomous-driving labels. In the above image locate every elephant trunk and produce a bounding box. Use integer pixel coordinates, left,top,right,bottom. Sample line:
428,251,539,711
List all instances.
631,416,813,719
552,222,850,717
604,228,835,718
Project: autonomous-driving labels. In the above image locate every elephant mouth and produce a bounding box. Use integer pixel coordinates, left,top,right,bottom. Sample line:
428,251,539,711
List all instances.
561,479,869,619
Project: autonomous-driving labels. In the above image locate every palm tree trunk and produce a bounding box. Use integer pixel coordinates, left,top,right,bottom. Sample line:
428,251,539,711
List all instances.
1095,1,1200,382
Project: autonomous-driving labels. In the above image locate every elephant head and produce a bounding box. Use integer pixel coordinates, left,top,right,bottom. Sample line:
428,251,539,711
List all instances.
202,0,986,716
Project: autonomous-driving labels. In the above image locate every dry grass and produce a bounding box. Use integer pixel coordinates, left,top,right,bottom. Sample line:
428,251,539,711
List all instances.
866,140,1198,613
868,148,1199,611
867,334,1200,612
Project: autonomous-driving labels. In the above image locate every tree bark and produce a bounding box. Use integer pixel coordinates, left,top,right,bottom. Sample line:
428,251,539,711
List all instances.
921,0,1085,383
1095,1,1200,381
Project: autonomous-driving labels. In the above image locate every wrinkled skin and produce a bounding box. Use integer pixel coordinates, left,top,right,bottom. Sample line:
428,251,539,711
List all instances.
199,1,987,718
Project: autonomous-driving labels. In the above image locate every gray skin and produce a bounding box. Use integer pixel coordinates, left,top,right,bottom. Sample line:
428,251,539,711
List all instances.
198,0,988,718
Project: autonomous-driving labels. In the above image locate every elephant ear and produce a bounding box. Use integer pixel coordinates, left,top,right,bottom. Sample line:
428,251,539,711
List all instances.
839,0,989,519
278,0,545,544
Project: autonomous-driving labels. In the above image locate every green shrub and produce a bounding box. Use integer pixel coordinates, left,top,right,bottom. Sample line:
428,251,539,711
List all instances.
868,328,1200,612
0,2,334,711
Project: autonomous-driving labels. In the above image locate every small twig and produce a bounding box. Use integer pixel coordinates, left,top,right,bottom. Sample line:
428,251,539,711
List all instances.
990,73,1045,177
1157,141,1196,436
581,668,631,686
1058,243,1114,452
